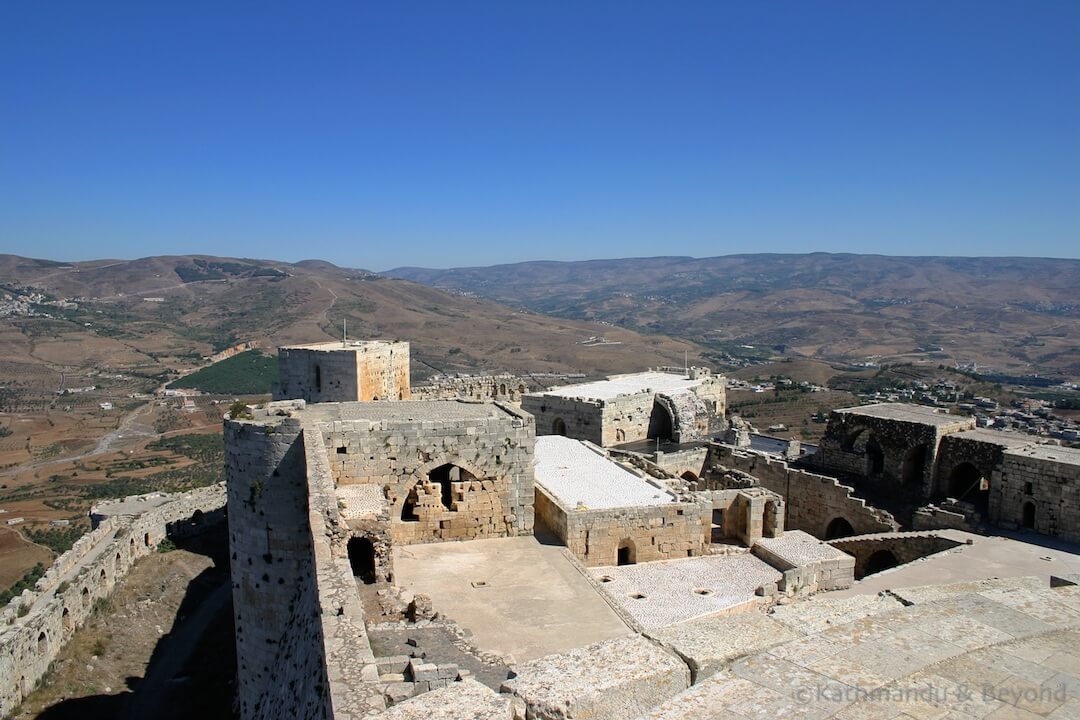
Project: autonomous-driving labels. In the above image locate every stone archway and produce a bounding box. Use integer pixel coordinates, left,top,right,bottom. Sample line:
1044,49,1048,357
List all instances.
1023,501,1036,530
902,444,929,486
646,401,673,441
347,537,377,584
617,538,637,566
947,462,988,513
825,516,855,540
864,549,900,577
552,418,567,436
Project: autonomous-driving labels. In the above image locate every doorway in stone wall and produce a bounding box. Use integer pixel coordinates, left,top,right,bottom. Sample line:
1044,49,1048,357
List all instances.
617,539,636,566
347,537,377,584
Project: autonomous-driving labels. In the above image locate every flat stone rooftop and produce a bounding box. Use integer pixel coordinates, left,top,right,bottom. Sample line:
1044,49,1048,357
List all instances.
1005,444,1080,465
90,491,175,519
303,399,517,423
834,402,972,427
754,530,851,567
534,436,675,510
589,554,781,630
951,428,1040,448
537,371,703,401
393,535,632,662
280,340,401,351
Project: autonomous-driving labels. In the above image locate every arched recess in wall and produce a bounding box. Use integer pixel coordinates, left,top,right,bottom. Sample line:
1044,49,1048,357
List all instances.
347,536,377,584
552,418,567,436
825,516,855,540
37,631,48,656
62,606,73,634
646,401,673,441
681,471,698,482
947,462,988,512
866,437,885,475
400,486,420,522
864,549,900,577
617,538,637,566
81,586,90,608
429,463,477,510
902,444,929,486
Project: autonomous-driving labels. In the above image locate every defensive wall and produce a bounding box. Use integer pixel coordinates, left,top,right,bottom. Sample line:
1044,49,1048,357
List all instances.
225,405,385,720
702,444,899,539
0,483,225,713
412,374,535,402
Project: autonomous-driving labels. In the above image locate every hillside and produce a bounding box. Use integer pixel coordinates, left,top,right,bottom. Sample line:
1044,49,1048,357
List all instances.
388,254,1080,380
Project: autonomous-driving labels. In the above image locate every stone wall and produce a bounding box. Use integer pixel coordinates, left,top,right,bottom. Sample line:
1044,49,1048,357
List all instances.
323,402,535,545
703,445,899,539
535,485,707,567
412,374,534,402
991,446,1080,542
225,406,384,720
274,341,410,403
828,531,963,579
520,394,604,444
0,484,225,714
812,406,974,497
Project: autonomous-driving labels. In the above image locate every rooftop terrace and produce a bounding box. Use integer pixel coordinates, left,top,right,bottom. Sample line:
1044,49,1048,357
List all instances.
534,436,675,510
834,402,973,427
536,371,703,401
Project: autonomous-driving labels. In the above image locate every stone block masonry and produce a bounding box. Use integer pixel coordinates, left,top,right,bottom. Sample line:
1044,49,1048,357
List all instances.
315,400,535,545
413,374,535,403
274,341,411,403
992,445,1080,542
0,483,225,714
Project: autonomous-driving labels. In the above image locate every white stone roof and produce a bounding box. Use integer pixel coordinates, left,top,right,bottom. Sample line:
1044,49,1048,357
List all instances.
538,371,702,401
834,403,972,427
1004,444,1080,465
534,436,675,510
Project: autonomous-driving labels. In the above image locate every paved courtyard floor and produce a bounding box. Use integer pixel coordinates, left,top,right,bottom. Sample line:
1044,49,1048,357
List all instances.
393,535,632,662
590,553,782,629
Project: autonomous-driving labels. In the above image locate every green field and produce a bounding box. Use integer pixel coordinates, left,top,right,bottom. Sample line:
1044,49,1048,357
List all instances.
167,350,278,395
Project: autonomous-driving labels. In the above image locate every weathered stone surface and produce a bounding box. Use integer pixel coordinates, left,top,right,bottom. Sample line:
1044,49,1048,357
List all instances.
650,612,800,683
274,341,411,403
501,635,690,719
371,679,519,719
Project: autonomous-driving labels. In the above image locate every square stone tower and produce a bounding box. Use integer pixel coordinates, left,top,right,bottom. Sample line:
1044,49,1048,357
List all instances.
273,340,410,403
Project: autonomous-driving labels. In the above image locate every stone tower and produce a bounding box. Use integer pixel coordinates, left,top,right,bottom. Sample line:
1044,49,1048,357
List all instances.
273,340,410,403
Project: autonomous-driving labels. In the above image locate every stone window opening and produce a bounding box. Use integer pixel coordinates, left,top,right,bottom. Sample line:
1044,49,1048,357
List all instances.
37,631,47,656
1024,481,1033,496
62,607,73,634
81,587,90,608
347,537,377,584
314,364,322,393
711,509,725,543
144,532,151,547
617,539,636,566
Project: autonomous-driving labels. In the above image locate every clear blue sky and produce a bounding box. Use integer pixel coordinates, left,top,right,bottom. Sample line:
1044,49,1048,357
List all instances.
2,2,1078,269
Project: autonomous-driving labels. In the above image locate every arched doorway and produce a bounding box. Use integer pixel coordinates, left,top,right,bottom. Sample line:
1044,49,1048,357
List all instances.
825,517,855,540
62,607,73,634
948,462,988,513
347,537,377,584
552,418,567,436
681,471,698,482
646,402,672,441
866,437,885,475
617,539,636,566
902,444,928,486
1023,502,1036,530
864,549,900,577
37,631,47,655
81,587,90,608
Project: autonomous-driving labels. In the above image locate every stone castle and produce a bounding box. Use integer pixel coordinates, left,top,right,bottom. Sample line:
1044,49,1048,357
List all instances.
223,339,1080,719
4,337,1079,718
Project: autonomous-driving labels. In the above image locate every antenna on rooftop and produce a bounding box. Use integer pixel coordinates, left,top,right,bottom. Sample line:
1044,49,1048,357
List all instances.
684,350,688,376
343,318,347,346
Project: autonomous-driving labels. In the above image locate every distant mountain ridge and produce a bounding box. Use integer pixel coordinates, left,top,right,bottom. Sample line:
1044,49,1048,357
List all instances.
387,253,1080,379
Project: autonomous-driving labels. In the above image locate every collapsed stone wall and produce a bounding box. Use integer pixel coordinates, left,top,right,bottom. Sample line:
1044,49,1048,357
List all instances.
412,374,534,402
0,483,225,714
535,485,707,567
703,444,898,539
828,531,963,579
324,403,535,545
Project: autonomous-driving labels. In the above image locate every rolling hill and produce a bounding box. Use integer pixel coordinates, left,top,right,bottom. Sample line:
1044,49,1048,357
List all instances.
387,254,1080,380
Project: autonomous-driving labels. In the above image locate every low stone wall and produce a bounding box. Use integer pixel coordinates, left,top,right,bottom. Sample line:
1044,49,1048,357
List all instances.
0,483,225,714
912,504,971,531
704,445,898,539
828,531,964,579
413,374,534,403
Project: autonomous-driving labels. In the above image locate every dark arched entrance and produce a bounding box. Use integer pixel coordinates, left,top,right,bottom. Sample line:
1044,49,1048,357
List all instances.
617,539,636,566
347,537,377,584
948,462,988,513
646,402,673,441
825,517,855,540
863,549,900,577
552,418,567,436
866,437,885,475
902,444,928,486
